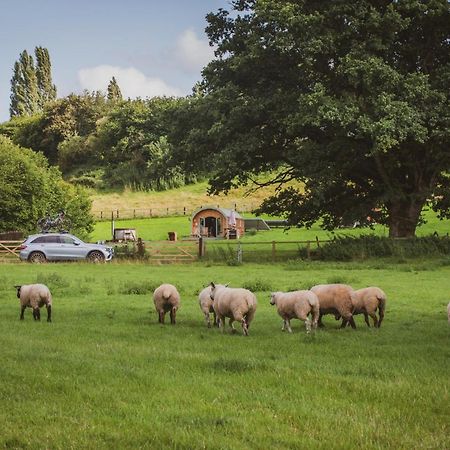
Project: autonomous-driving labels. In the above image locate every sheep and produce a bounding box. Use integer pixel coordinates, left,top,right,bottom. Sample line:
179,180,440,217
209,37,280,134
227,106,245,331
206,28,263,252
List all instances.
210,282,257,336
153,284,180,324
270,290,320,333
198,285,218,328
350,287,387,328
310,283,356,329
14,284,52,322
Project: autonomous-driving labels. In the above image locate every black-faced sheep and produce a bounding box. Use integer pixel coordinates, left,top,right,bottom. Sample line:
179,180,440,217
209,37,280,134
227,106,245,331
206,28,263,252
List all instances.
210,283,257,336
310,283,356,329
270,290,320,333
153,284,180,324
350,287,387,328
14,284,52,322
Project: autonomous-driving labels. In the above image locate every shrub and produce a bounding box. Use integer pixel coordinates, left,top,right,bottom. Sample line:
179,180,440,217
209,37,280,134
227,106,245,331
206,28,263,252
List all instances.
241,278,272,292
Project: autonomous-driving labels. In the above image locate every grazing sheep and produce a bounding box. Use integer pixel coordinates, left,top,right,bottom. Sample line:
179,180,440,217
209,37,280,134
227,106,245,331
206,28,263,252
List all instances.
14,284,52,322
153,284,180,324
270,290,320,333
311,283,356,329
198,285,218,328
351,287,387,328
210,282,257,336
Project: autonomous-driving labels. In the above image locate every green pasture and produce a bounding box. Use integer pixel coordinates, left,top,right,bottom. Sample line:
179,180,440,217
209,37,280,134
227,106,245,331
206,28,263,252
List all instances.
90,208,450,243
0,261,449,449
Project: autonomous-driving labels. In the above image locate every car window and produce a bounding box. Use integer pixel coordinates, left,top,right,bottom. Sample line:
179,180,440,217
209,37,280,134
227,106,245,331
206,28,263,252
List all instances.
60,236,76,244
31,236,60,244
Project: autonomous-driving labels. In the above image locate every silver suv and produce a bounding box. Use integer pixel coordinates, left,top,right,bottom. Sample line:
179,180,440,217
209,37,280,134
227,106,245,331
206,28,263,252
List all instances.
19,233,114,263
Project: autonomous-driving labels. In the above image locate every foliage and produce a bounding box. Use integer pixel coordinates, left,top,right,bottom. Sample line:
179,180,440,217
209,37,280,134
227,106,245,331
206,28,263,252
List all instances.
169,0,450,238
310,235,450,261
9,47,56,118
107,76,123,102
0,136,94,236
94,98,191,190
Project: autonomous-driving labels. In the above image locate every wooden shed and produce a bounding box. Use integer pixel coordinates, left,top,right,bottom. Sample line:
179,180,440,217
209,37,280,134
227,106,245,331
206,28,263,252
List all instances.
191,207,245,239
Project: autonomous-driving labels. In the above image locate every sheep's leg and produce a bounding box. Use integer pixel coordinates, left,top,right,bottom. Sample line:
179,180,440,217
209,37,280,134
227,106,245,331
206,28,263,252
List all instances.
363,313,370,327
281,318,287,331
20,306,25,320
33,308,41,321
286,319,293,333
305,318,312,334
46,305,52,322
340,318,348,328
213,311,218,327
218,315,225,332
205,312,211,328
377,308,384,328
241,318,249,336
170,308,176,325
158,311,165,324
348,316,356,329
368,312,378,328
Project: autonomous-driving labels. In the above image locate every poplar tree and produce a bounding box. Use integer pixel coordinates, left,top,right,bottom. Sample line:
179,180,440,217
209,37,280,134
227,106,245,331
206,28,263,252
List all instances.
107,77,123,102
35,46,57,108
10,51,40,117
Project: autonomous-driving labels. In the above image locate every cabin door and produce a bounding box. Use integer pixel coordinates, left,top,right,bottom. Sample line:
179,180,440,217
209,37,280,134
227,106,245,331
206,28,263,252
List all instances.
205,216,218,237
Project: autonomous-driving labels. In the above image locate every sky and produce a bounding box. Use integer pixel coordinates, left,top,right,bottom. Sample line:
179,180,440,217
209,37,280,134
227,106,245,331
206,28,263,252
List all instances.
0,0,231,122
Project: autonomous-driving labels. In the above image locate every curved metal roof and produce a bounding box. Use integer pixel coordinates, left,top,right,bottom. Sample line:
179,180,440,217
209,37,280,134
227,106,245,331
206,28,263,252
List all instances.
191,206,243,220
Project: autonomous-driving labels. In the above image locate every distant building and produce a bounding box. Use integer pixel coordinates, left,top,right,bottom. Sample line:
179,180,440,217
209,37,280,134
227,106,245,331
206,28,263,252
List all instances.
191,207,244,239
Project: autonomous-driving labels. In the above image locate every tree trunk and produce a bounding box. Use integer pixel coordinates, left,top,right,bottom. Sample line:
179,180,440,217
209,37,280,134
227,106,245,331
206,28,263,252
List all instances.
387,198,425,238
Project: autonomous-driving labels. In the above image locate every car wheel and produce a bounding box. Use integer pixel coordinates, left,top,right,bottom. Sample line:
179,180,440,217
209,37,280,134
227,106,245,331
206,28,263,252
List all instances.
29,252,47,263
88,251,105,263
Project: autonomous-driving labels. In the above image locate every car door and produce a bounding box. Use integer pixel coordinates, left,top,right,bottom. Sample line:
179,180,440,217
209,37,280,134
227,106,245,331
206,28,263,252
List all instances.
59,235,88,260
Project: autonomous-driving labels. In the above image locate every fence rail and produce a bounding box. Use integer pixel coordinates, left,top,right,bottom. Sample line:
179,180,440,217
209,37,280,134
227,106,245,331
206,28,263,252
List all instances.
0,238,328,264
0,240,22,259
92,203,259,220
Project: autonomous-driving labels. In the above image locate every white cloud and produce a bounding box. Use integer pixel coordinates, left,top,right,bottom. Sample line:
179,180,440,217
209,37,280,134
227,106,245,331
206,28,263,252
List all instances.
77,65,182,98
174,28,215,73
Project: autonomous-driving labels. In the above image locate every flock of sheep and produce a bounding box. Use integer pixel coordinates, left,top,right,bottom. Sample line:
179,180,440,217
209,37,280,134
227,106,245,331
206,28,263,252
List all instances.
12,281,450,332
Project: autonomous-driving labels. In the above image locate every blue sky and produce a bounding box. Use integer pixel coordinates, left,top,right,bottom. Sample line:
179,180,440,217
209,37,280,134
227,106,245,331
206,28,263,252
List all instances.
0,0,230,122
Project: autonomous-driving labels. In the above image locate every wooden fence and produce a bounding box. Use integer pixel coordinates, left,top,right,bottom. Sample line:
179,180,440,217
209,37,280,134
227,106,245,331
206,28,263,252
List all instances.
0,241,22,260
0,238,328,264
92,202,258,220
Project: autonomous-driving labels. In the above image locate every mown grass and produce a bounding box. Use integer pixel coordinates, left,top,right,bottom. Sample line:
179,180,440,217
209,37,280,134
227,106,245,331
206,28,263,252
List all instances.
90,207,450,243
0,261,449,449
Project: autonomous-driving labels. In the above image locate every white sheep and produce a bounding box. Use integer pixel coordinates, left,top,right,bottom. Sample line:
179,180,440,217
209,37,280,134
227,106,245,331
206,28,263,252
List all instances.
14,284,52,322
270,290,320,333
153,283,180,324
310,283,356,329
210,283,257,336
198,285,218,328
351,287,387,328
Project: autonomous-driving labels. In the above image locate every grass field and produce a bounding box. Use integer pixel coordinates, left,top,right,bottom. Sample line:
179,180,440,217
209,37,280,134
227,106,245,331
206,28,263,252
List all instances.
91,207,450,242
1,261,449,449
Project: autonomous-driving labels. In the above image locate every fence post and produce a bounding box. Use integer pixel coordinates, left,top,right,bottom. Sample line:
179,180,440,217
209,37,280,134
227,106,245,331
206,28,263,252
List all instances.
167,207,169,216
306,241,311,259
116,209,119,219
150,209,152,218
133,209,136,218
183,207,186,215
198,237,204,258
237,242,242,264
100,211,103,220
272,241,276,262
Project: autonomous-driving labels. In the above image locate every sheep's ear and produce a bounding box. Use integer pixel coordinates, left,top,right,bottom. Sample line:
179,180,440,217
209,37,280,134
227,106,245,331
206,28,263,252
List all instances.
14,285,21,289
210,282,215,289
225,283,229,287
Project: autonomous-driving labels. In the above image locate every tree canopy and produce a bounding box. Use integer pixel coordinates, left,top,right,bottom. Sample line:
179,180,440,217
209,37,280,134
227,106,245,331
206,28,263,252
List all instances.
169,0,450,237
0,136,93,237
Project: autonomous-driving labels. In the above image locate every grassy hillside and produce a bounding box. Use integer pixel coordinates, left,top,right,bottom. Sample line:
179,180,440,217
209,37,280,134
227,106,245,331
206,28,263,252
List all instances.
0,261,449,449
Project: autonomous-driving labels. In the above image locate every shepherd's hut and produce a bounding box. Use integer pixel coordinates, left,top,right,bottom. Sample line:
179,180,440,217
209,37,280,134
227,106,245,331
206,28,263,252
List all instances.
191,207,244,239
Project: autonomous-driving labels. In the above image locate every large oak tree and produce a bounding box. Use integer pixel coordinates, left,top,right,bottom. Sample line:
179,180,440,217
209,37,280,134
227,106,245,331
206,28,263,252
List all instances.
170,0,450,237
